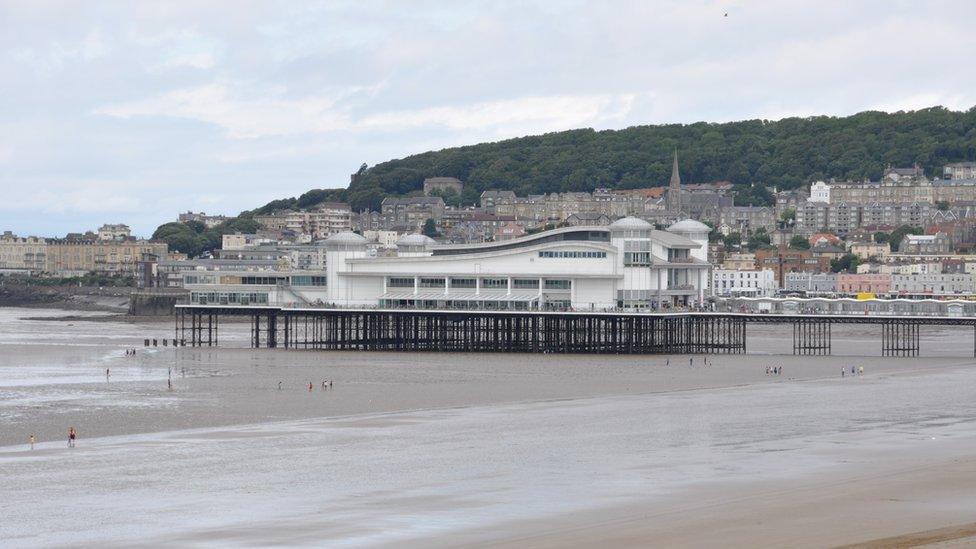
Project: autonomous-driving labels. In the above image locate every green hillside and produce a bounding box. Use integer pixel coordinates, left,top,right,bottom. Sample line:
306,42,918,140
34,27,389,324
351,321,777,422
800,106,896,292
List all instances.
339,106,976,211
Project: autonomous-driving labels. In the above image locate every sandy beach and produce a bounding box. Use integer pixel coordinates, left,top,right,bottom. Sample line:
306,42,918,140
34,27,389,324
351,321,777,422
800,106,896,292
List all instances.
4,306,976,547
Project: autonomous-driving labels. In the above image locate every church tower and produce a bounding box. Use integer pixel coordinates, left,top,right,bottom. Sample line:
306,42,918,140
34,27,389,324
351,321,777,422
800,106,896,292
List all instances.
667,149,681,214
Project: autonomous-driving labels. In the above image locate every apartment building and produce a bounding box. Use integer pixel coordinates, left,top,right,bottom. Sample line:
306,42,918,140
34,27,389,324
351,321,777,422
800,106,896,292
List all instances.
0,233,48,273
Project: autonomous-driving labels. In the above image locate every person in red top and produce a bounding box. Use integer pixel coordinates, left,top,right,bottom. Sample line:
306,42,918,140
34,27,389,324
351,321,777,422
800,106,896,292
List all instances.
68,427,76,448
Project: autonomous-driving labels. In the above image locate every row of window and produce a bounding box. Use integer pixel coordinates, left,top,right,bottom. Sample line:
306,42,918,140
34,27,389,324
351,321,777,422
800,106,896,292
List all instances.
388,277,570,290
190,292,269,305
539,251,606,259
290,275,328,287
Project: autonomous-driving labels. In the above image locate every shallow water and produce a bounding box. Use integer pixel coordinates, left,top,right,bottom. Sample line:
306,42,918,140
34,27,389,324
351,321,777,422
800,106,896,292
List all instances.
3,307,976,546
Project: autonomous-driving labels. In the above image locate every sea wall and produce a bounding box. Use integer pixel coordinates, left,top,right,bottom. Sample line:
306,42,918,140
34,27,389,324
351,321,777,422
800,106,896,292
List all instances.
128,291,189,316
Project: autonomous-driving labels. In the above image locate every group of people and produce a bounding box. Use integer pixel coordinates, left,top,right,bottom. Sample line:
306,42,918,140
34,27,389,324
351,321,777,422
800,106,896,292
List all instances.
765,366,783,375
25,427,77,451
664,357,713,367
277,380,335,391
842,366,865,377
124,348,138,356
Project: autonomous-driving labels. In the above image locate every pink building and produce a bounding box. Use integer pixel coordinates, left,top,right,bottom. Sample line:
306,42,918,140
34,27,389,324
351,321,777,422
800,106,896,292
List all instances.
836,273,891,295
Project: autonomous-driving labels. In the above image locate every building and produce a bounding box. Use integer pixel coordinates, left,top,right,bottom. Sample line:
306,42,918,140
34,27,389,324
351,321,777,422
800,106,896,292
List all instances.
784,272,838,294
795,200,932,236
380,197,446,231
423,177,463,196
222,233,276,250
178,212,230,228
494,222,526,241
711,269,776,297
0,232,48,273
565,212,611,226
755,248,832,288
899,233,951,254
363,230,400,248
480,190,517,210
45,239,169,276
666,150,681,215
836,273,891,295
808,232,842,248
848,241,890,261
891,273,974,296
810,244,846,262
944,162,976,180
252,204,352,240
97,224,131,241
809,181,830,203
721,252,757,270
183,217,712,311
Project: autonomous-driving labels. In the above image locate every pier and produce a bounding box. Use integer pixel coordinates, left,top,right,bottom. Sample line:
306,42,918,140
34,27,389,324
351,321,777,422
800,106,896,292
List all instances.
174,305,976,356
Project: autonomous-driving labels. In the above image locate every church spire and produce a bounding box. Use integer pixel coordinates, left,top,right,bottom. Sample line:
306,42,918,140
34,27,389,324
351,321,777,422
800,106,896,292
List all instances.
668,149,681,214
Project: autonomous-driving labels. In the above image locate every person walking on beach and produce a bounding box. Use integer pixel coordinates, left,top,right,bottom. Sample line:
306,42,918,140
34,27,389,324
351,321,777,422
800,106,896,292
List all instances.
308,381,313,392
859,366,864,376
278,381,282,390
29,434,35,450
68,427,76,448
841,367,845,377
106,368,110,380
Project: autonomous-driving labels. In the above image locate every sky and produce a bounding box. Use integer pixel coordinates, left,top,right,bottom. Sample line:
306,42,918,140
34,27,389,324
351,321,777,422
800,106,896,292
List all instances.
2,0,976,238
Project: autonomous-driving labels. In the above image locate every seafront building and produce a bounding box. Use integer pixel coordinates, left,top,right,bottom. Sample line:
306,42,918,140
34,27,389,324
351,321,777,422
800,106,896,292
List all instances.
0,230,168,276
182,217,712,311
711,268,776,297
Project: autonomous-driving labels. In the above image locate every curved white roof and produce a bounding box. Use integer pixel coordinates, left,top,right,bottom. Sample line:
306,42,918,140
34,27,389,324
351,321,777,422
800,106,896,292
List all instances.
325,231,368,244
396,233,437,247
609,216,652,230
667,219,710,234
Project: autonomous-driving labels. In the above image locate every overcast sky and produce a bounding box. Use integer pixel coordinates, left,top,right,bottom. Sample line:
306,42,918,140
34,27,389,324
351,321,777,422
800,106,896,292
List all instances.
2,1,975,237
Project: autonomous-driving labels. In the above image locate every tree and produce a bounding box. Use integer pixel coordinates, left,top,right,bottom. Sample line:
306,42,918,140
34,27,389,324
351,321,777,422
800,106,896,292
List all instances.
780,208,796,223
733,184,774,207
889,225,923,251
830,253,861,273
747,228,771,251
429,187,462,208
702,220,722,243
422,218,438,238
873,231,889,244
723,232,741,249
936,200,950,211
789,235,810,249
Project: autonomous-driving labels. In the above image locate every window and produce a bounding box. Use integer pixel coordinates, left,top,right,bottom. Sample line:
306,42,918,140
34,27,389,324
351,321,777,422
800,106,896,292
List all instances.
624,252,651,266
481,278,507,289
419,277,445,288
450,278,476,288
513,279,539,289
241,276,284,285
539,250,606,259
388,277,414,288
544,279,571,290
291,275,327,287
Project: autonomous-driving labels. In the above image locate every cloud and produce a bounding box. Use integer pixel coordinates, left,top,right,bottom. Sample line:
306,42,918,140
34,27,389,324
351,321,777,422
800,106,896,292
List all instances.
100,85,637,140
3,0,976,237
362,94,638,134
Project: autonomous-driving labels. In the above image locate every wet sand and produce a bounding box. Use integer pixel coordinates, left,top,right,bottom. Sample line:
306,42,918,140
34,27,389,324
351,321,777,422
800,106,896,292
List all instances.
4,307,976,547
